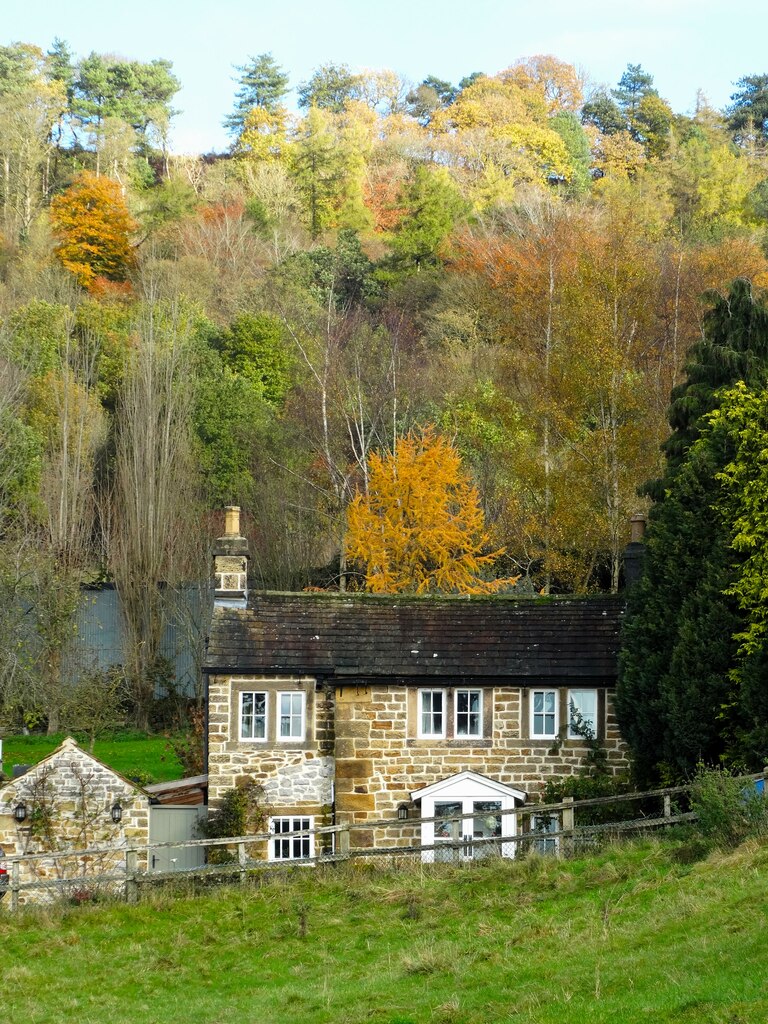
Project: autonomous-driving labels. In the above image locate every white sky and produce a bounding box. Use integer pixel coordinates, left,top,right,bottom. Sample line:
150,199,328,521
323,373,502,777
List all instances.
4,0,768,153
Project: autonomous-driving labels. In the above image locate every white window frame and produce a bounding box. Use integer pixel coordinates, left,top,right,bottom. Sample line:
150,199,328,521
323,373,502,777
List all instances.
530,688,558,739
278,691,306,741
567,688,598,739
269,816,314,861
454,688,483,738
530,813,559,855
418,688,446,738
239,690,267,741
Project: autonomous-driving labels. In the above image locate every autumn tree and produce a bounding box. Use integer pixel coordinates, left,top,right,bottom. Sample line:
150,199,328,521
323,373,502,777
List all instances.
50,171,137,289
346,426,516,594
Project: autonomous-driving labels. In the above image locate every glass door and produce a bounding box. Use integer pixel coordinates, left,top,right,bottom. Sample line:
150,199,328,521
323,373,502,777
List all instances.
471,800,502,859
433,801,462,862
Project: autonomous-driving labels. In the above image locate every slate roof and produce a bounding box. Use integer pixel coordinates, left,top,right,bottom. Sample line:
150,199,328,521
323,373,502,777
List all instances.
204,592,624,683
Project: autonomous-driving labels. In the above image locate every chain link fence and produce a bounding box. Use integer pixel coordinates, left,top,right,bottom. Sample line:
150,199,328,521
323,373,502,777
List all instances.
1,774,763,912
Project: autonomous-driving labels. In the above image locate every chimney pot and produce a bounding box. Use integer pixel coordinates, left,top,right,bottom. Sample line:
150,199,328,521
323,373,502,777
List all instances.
630,514,646,545
224,505,241,538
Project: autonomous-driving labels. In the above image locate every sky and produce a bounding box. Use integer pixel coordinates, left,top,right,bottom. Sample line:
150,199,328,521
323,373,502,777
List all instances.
4,0,768,153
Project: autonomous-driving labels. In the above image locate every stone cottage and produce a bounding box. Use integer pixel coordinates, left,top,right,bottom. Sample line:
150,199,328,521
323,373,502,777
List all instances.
204,509,629,862
0,737,149,902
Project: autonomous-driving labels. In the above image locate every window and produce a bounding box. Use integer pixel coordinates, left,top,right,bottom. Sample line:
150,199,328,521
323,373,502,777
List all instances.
530,813,559,855
279,692,305,740
270,816,313,861
568,689,597,739
240,691,267,740
419,689,445,738
455,689,482,738
531,689,557,738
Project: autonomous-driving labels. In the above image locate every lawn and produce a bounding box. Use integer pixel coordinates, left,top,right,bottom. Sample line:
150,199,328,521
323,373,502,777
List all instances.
0,731,185,784
1,836,767,1023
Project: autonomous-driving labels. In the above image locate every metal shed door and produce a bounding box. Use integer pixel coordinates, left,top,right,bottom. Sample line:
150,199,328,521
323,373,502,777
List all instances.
149,806,206,872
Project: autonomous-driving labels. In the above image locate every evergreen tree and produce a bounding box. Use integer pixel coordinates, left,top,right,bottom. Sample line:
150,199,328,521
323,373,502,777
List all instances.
224,53,289,139
612,63,657,118
297,63,358,112
617,279,768,785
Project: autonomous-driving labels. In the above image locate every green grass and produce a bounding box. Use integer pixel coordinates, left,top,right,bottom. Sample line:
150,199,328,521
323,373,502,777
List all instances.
1,836,767,1023
0,731,185,784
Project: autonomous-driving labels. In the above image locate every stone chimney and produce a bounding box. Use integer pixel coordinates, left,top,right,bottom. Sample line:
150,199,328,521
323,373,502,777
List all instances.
622,513,646,590
213,506,249,607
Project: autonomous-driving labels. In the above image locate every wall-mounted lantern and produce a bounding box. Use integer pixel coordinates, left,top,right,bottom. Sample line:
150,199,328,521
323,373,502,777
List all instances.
397,802,410,821
13,801,27,823
110,802,123,824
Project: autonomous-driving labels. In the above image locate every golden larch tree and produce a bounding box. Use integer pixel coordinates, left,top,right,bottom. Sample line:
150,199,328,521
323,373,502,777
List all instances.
346,426,517,594
50,171,137,289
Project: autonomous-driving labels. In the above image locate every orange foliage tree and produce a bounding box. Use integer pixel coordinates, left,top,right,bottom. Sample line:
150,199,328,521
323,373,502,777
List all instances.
50,171,137,289
346,426,517,594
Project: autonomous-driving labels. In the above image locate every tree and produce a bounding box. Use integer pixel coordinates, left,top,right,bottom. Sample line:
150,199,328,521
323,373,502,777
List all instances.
406,76,457,124
290,105,342,237
297,63,358,112
704,384,768,761
111,303,201,728
0,43,65,242
390,166,467,271
50,171,137,289
506,55,584,114
72,53,180,152
728,74,768,144
612,63,657,119
214,312,292,404
617,279,768,785
224,53,289,139
550,112,592,193
346,425,516,594
581,89,626,136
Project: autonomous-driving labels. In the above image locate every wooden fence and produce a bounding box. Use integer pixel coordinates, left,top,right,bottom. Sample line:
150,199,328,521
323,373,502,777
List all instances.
2,773,765,912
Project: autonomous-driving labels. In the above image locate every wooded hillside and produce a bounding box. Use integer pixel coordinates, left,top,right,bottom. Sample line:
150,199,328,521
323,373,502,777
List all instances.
2,42,768,742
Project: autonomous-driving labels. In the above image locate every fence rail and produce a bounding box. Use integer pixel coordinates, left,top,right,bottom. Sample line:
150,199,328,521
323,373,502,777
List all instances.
2,773,765,911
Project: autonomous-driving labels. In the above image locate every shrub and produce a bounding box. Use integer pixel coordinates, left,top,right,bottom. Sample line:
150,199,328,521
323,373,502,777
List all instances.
689,766,768,848
197,783,269,863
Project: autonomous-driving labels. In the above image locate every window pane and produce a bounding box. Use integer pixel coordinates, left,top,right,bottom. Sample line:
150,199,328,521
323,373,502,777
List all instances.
272,817,312,860
241,691,266,739
532,690,556,737
569,689,597,737
456,689,481,736
420,690,444,736
434,801,462,840
279,692,304,738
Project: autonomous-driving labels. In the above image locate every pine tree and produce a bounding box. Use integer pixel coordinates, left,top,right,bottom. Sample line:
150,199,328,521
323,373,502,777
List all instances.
224,53,289,140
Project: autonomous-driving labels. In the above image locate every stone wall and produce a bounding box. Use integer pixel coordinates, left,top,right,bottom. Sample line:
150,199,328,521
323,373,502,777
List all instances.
334,683,629,828
0,737,149,903
208,675,629,851
207,673,335,827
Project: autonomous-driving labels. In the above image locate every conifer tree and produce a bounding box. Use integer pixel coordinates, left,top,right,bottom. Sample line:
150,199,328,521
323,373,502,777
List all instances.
617,279,768,784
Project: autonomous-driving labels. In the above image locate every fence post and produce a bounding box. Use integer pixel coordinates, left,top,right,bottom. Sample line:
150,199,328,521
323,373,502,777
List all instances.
337,825,350,860
562,797,574,858
125,850,138,904
238,842,247,885
663,794,672,821
10,860,19,912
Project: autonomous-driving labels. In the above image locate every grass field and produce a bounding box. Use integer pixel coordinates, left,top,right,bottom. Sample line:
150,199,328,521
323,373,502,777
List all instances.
2,835,766,1023
0,731,185,784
